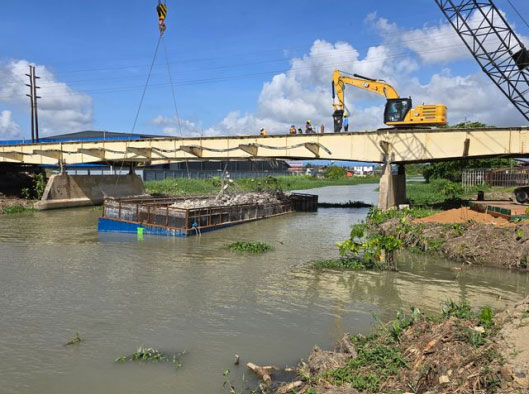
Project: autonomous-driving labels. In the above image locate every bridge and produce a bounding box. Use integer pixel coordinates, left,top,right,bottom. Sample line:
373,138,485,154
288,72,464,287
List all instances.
1,126,528,210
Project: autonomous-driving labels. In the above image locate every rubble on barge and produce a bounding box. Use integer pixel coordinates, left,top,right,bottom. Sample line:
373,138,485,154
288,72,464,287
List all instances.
97,191,317,237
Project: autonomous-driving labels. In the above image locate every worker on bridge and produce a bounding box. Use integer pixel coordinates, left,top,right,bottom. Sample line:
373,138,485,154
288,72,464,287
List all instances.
305,120,313,134
289,125,297,135
343,113,349,132
260,128,268,137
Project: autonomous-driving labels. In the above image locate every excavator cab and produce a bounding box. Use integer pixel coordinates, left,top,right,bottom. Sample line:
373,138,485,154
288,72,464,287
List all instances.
384,98,412,123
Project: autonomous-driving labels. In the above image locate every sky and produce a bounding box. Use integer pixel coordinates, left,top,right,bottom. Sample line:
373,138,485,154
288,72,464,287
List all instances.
0,0,528,140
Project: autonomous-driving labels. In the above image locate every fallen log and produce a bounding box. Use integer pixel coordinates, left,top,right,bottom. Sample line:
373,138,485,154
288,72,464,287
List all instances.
247,362,272,386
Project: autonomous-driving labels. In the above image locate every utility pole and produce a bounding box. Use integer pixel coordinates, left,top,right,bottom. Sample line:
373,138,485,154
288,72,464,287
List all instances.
25,65,41,143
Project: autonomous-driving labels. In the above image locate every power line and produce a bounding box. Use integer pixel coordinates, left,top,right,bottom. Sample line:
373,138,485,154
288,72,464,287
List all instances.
506,0,529,30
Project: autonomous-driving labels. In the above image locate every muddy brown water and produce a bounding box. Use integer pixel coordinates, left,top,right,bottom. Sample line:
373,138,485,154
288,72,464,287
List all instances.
1,184,528,393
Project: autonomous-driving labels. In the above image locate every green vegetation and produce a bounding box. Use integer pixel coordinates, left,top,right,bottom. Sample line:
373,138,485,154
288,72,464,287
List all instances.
324,165,347,179
21,173,46,200
299,300,501,394
145,175,378,196
336,222,402,271
312,258,383,271
115,346,184,369
228,241,272,254
315,208,440,272
2,204,35,214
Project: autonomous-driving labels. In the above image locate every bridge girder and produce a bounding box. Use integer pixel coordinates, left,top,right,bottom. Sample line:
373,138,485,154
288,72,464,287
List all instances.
0,128,529,166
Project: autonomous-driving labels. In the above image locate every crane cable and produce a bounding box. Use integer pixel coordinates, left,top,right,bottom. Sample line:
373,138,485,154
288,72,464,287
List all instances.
162,35,190,179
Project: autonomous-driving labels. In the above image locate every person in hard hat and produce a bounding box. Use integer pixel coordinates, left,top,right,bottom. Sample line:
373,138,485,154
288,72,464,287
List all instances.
260,128,268,137
289,125,297,135
305,120,313,134
343,113,349,132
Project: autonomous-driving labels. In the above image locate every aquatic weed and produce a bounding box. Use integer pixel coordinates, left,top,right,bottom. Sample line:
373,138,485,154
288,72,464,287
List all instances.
228,241,272,254
115,345,185,369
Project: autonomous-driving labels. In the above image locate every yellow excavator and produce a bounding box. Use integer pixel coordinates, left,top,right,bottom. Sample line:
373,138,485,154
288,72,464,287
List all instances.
331,69,447,131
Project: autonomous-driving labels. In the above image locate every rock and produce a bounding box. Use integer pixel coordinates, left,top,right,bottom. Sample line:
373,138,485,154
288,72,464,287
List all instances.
500,365,513,381
472,326,485,333
438,375,450,384
307,346,351,375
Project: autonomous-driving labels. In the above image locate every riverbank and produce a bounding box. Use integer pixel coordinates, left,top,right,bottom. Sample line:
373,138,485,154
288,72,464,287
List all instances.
272,298,529,393
145,175,379,196
371,207,529,271
0,196,35,214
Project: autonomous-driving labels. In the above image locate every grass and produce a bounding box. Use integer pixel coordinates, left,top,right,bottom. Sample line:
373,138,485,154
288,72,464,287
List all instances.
228,241,272,254
407,179,515,206
2,204,35,214
145,175,379,196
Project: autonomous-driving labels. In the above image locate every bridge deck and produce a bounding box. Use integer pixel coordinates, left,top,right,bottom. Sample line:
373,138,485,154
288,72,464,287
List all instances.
0,127,528,165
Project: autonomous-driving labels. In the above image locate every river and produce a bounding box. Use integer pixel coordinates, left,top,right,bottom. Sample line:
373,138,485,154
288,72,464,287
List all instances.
1,184,527,393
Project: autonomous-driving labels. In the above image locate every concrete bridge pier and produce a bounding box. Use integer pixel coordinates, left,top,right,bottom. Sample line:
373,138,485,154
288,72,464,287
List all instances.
377,163,407,210
34,172,147,210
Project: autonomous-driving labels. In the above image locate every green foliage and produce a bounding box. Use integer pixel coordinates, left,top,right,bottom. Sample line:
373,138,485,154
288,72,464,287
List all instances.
336,221,402,271
407,179,465,204
423,159,513,183
324,165,347,180
479,306,494,329
328,339,407,392
2,204,34,214
33,173,46,199
145,175,379,196
367,207,438,225
228,241,271,254
20,173,46,200
115,346,184,368
312,258,383,271
441,300,473,320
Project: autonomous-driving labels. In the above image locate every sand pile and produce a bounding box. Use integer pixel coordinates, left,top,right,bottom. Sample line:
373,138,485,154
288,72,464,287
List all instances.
170,192,287,209
414,207,512,226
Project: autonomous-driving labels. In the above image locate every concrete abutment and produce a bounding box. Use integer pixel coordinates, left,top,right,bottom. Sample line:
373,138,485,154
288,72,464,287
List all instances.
34,174,146,210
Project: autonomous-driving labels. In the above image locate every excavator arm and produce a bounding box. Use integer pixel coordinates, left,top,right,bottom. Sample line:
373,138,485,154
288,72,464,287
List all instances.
332,69,400,112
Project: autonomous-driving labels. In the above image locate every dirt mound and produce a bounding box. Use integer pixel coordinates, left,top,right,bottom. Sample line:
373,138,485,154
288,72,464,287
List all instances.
414,207,512,226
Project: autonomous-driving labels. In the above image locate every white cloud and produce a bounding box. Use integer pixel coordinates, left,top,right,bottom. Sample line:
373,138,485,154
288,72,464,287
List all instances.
152,10,527,136
0,59,93,135
0,110,20,139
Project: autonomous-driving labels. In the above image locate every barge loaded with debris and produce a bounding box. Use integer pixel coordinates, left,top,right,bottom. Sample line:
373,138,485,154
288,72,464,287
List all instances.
98,192,317,237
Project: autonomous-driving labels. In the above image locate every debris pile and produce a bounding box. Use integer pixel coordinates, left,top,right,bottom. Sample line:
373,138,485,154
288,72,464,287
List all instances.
271,300,529,394
170,192,288,209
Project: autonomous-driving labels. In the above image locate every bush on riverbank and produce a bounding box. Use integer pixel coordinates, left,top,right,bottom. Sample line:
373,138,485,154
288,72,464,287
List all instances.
145,175,379,196
276,300,517,394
